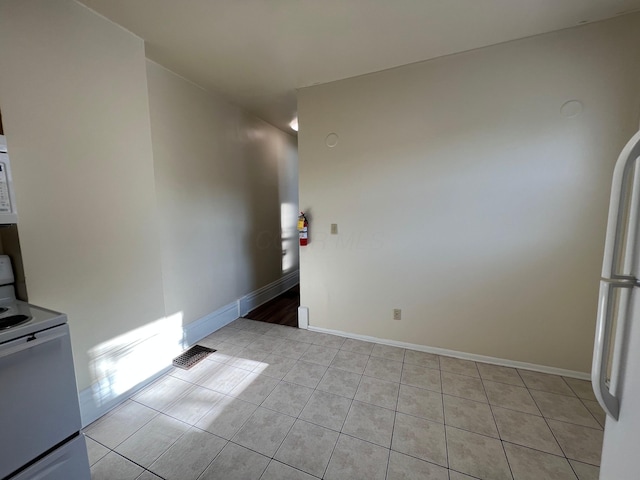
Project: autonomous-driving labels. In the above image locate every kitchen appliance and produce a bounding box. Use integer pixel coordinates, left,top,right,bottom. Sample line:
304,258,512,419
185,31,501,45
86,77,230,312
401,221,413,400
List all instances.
0,256,90,479
0,135,18,224
593,130,640,479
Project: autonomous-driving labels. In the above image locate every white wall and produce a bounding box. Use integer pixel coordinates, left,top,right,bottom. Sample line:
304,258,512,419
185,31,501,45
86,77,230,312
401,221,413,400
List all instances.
146,60,298,325
298,13,640,373
0,0,166,390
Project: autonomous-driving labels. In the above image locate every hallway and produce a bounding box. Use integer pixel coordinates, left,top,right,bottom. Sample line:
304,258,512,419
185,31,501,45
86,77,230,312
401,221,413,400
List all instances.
246,285,300,328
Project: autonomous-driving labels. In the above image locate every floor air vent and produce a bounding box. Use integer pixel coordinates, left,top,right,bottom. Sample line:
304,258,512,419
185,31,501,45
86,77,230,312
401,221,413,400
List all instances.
172,345,216,370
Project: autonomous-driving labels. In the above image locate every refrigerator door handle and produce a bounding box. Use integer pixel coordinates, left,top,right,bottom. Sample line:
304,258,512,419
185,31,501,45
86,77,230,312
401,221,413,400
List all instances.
594,130,640,420
602,131,640,279
601,130,640,280
593,280,622,419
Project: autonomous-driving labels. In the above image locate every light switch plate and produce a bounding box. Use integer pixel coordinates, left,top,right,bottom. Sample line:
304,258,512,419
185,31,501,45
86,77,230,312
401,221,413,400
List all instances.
331,223,338,234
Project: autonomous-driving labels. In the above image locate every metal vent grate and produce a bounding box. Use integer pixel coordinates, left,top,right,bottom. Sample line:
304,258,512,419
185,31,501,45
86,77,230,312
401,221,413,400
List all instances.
172,345,216,370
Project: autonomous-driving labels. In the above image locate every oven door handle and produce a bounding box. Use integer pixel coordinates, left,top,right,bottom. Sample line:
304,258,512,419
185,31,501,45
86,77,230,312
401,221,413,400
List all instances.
0,330,67,359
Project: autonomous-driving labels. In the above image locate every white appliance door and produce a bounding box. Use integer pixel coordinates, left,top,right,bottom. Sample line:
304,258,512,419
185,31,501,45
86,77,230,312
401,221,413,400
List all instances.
11,435,90,480
596,130,640,479
0,324,82,479
600,289,640,479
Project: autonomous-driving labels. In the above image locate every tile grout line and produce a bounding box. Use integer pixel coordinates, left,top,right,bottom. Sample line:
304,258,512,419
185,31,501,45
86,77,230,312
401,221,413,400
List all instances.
383,358,403,480
110,406,192,478
535,406,583,476
85,400,161,454
480,371,594,461
306,347,354,478
477,364,515,480
440,365,451,476
492,369,518,480
520,370,581,473
321,350,370,479
192,439,237,480
140,399,233,478
473,362,514,479
266,371,323,475
575,394,606,430
98,448,164,480
524,380,605,430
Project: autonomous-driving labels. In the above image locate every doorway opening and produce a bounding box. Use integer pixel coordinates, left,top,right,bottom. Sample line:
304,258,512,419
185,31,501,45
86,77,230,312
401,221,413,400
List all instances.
245,284,300,327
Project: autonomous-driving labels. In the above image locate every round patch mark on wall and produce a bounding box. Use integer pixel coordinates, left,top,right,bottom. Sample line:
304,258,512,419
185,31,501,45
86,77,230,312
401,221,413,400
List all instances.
560,100,583,118
326,133,339,148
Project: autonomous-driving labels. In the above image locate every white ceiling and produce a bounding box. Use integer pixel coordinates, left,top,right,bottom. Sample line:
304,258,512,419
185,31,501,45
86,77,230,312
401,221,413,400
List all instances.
79,0,640,133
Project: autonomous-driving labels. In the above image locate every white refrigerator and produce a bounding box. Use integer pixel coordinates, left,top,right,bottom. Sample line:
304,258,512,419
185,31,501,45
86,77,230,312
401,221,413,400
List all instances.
594,130,640,479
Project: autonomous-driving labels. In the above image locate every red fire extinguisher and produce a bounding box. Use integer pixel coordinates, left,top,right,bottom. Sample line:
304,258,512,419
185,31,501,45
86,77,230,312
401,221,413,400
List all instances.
298,212,308,246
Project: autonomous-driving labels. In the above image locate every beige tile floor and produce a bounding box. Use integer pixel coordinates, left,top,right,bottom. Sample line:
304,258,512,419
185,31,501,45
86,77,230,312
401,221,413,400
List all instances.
85,319,604,480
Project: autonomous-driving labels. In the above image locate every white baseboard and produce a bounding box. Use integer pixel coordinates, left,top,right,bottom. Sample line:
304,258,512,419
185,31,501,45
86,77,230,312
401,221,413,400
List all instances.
79,365,173,427
307,325,590,380
80,271,299,426
184,301,239,346
238,270,299,317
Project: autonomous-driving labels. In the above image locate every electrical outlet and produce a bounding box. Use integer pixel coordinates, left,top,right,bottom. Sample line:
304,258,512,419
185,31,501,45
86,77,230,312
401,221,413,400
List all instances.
331,223,338,235
393,308,401,320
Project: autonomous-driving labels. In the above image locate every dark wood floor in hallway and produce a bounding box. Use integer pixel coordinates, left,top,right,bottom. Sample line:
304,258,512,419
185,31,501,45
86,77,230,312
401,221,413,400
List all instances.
246,284,299,327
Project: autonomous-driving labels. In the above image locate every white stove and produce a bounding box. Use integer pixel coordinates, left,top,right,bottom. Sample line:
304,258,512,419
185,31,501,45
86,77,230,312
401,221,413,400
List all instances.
0,259,90,479
0,285,68,343
0,285,67,341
